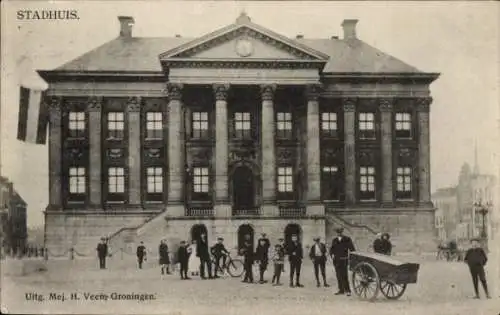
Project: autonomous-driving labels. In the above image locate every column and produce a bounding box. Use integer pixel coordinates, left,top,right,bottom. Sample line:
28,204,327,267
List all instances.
88,97,102,207
127,97,142,206
380,99,393,205
261,85,277,215
417,97,432,205
343,98,357,205
306,85,321,202
167,84,184,213
213,84,231,218
48,96,62,210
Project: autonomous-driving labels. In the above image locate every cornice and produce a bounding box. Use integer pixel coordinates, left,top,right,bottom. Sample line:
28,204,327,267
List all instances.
37,70,165,83
321,72,440,84
162,59,325,70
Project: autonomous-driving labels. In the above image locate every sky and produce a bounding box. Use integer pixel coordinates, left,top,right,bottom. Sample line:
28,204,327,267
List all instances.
1,1,499,227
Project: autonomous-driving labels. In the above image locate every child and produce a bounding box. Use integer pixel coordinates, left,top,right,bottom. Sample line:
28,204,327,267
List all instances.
177,240,190,280
464,238,490,299
158,239,171,275
188,240,199,276
271,243,285,286
136,241,147,269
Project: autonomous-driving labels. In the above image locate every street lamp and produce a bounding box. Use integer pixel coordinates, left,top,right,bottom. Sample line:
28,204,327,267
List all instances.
473,201,491,241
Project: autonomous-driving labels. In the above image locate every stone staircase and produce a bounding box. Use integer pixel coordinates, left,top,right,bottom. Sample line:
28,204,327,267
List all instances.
325,213,378,252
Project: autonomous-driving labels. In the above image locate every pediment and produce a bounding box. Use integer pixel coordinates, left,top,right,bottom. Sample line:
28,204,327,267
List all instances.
159,18,329,63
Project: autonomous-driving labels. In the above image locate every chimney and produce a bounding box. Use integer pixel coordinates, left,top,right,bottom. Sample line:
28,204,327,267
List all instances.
341,19,358,39
296,34,304,39
118,16,135,38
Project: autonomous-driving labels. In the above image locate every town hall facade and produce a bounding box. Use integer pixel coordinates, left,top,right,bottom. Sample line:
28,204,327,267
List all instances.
39,13,439,254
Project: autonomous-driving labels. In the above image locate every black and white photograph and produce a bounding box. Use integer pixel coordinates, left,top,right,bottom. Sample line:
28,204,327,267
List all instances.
0,1,499,314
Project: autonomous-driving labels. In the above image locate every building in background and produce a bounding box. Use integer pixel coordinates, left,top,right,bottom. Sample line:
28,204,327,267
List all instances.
0,176,28,256
38,13,439,254
432,187,457,244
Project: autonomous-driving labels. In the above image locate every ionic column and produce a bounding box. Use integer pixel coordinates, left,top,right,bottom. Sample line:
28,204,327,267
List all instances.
88,97,102,207
306,85,321,203
261,85,276,204
48,96,62,210
380,99,393,205
417,97,432,205
127,97,142,205
167,84,184,206
343,98,357,205
213,84,230,206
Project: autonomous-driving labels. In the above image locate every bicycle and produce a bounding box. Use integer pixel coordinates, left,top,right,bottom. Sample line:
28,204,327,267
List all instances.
212,254,244,277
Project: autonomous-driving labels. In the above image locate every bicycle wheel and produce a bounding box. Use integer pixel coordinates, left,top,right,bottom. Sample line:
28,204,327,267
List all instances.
227,258,244,277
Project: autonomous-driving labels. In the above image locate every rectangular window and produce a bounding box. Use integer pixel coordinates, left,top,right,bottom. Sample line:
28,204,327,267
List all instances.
396,167,412,199
276,112,293,139
234,112,251,139
359,166,376,200
192,112,209,139
395,113,412,138
146,167,163,193
146,112,163,139
68,112,86,138
69,167,86,194
107,112,125,139
321,166,340,200
359,112,376,139
108,167,125,202
277,167,294,193
193,167,209,193
321,112,338,137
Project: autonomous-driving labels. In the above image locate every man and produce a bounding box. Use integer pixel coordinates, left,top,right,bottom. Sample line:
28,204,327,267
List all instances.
464,238,490,299
96,237,108,269
196,233,213,279
373,233,384,254
177,240,190,280
136,241,147,269
240,234,254,283
158,239,171,275
309,237,329,287
288,234,304,288
255,237,270,283
329,228,355,296
211,237,230,278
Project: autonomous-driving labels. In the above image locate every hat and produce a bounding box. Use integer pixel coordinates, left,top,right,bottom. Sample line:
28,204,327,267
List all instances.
100,237,106,241
335,227,344,233
217,237,224,241
313,237,320,241
278,238,284,241
470,237,481,242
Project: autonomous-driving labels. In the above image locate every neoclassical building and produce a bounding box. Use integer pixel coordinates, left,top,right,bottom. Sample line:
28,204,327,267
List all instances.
39,13,439,254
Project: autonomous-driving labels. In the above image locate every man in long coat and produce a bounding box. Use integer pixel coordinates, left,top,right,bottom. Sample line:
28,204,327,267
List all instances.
96,237,108,269
329,228,355,295
196,233,213,279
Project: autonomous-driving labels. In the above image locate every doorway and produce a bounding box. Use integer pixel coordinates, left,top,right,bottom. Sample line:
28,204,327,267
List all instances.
284,223,302,249
232,166,255,210
237,224,255,253
190,224,208,243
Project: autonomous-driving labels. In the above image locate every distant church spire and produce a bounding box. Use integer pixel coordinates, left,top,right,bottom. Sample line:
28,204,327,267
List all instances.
473,140,480,175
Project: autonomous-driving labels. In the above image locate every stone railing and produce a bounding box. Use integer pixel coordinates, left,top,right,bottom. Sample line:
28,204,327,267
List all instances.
279,207,306,217
185,208,215,217
232,208,261,216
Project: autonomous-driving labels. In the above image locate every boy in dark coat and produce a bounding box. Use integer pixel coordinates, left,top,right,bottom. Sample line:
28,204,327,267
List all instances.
96,237,108,269
309,237,329,287
197,233,213,279
255,237,270,283
177,240,190,280
288,234,304,288
211,237,230,278
158,239,171,275
240,234,254,283
271,243,285,286
136,241,147,269
464,239,490,299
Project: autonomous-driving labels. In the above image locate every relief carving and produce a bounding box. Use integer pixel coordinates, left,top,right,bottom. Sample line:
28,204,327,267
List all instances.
260,84,276,101
416,97,432,112
88,96,103,112
379,98,393,112
342,98,357,112
166,83,183,101
127,97,142,112
213,84,230,101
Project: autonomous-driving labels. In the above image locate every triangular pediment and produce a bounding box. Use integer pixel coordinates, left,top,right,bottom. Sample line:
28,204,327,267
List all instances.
159,15,329,63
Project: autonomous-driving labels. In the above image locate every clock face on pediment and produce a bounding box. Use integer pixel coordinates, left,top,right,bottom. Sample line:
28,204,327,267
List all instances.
235,38,254,57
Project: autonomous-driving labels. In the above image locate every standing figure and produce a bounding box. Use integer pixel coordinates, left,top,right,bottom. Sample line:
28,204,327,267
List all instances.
380,233,393,255
197,233,213,279
188,240,199,276
271,243,285,286
309,237,329,287
373,233,384,254
159,239,171,275
177,240,191,280
136,241,147,269
288,234,304,288
240,234,255,283
464,238,490,299
96,237,108,269
211,237,230,278
255,237,270,283
329,228,355,296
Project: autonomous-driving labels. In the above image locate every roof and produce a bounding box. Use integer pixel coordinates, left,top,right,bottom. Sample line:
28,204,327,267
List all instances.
55,36,422,74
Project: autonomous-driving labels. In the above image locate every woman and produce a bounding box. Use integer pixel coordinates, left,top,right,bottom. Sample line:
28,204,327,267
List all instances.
187,240,199,276
380,233,393,255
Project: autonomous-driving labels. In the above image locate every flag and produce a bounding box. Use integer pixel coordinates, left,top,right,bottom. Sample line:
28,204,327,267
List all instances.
17,86,48,144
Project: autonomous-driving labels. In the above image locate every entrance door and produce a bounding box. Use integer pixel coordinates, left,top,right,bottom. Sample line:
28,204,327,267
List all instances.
237,224,255,253
284,223,302,249
232,166,254,210
190,224,208,243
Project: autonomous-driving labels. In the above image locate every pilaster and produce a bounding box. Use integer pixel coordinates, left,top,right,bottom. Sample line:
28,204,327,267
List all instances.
417,97,432,205
380,99,393,205
127,97,142,206
167,83,184,207
48,96,62,210
213,84,230,204
261,84,276,203
88,97,102,207
343,98,357,205
306,84,321,203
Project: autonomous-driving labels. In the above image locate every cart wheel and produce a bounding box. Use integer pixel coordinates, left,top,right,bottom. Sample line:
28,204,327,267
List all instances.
380,280,407,300
351,262,380,301
227,259,244,278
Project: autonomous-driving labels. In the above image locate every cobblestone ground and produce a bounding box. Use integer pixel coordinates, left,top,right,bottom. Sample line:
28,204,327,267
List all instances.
1,256,499,315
